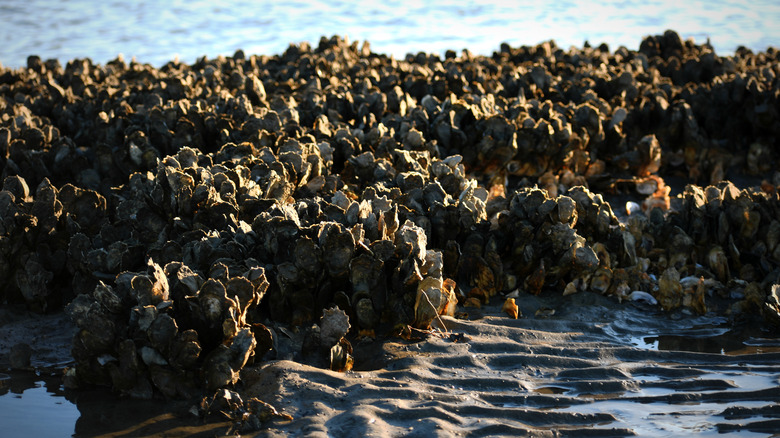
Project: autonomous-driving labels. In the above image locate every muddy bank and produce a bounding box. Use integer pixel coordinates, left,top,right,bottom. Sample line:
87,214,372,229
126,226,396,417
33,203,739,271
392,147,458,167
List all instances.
0,308,75,370
3,291,779,437
239,297,780,437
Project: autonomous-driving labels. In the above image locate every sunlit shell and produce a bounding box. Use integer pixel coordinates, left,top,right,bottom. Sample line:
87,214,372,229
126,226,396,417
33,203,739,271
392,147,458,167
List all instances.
502,298,519,319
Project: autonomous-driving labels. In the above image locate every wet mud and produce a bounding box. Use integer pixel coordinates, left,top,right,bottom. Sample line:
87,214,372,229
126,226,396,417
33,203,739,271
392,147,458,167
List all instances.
2,292,779,436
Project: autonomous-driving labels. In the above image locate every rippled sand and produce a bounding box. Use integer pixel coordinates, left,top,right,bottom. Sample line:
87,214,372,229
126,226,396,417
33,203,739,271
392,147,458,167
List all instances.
240,293,780,437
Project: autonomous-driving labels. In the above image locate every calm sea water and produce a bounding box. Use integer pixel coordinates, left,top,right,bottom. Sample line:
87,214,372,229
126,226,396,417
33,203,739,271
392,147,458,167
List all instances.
1,0,778,68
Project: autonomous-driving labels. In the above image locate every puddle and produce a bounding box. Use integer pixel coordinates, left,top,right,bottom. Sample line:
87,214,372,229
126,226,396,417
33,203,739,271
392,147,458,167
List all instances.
562,400,772,437
0,370,233,438
607,308,780,355
640,324,780,355
0,371,79,437
532,386,568,395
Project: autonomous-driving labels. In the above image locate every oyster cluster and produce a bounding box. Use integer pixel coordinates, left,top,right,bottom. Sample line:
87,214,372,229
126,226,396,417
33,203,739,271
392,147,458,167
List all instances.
1,31,779,398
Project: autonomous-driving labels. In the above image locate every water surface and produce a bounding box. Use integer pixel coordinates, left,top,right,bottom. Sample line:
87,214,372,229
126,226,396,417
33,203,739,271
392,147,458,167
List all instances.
1,0,778,68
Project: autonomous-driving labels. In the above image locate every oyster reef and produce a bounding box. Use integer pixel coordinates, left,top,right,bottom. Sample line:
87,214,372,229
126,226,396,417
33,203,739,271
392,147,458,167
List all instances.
1,31,779,400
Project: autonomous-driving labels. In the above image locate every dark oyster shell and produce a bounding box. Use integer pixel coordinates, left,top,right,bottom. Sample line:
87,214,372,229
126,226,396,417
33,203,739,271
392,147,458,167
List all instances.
0,31,777,399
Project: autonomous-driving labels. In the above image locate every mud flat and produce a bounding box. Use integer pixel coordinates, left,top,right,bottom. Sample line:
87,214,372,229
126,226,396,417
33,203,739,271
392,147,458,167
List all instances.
3,293,780,436
1,30,780,434
243,296,780,437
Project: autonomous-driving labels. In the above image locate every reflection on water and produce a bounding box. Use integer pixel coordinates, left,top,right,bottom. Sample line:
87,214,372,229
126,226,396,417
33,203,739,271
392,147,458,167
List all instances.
0,371,79,437
604,303,780,355
0,371,230,438
70,390,230,438
532,386,568,395
564,399,773,437
644,334,780,355
638,323,780,355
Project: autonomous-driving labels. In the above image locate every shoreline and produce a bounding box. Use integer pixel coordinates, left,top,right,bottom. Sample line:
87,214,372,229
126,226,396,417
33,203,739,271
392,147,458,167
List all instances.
2,293,779,436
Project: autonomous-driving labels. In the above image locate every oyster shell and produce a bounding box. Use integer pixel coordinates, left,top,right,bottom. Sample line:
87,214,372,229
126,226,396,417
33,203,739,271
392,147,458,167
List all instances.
1,31,777,401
